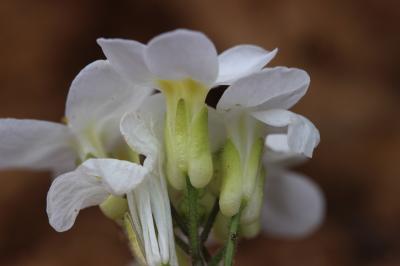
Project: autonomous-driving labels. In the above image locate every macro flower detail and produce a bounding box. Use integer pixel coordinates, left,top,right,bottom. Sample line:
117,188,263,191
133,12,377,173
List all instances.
97,29,277,190
47,158,148,231
214,66,320,221
0,28,325,266
120,94,178,266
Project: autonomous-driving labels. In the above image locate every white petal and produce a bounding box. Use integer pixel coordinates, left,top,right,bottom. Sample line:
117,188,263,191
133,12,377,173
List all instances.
97,38,153,85
120,94,165,169
135,93,166,140
66,60,151,155
81,158,148,195
263,134,308,166
262,170,325,238
0,119,76,173
46,170,108,232
217,67,310,111
216,45,277,85
287,115,320,158
253,109,320,157
120,112,160,170
145,29,218,86
265,134,290,153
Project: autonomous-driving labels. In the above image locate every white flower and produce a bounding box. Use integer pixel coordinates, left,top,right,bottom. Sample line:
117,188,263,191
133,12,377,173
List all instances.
47,94,178,266
97,29,277,90
215,66,320,218
0,60,150,174
260,145,325,238
120,94,178,266
46,158,148,232
97,29,277,191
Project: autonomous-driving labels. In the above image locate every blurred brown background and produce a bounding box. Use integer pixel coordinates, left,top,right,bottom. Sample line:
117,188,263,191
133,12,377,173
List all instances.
0,0,399,265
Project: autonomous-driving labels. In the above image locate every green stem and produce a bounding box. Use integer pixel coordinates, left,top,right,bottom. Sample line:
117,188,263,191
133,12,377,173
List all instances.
186,176,203,266
224,209,242,266
201,198,220,243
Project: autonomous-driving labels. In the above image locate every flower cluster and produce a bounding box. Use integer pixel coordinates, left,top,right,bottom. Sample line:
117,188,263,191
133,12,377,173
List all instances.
0,29,324,266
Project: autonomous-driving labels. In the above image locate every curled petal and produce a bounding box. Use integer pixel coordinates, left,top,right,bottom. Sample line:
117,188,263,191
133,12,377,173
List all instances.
47,158,148,232
0,119,76,173
81,158,148,195
47,170,108,232
120,113,160,170
216,45,277,85
253,109,320,157
97,38,153,84
217,67,310,111
262,170,325,238
145,29,218,86
263,134,308,166
120,94,165,170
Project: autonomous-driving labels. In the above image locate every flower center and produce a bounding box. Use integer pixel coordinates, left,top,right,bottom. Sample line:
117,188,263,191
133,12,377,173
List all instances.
158,79,213,190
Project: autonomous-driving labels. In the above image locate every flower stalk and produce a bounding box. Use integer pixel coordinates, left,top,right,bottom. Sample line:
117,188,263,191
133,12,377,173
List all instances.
224,207,242,266
186,176,204,266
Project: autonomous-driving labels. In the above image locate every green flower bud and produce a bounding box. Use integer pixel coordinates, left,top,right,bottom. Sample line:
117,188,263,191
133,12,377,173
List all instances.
188,106,213,188
219,138,243,217
99,195,128,223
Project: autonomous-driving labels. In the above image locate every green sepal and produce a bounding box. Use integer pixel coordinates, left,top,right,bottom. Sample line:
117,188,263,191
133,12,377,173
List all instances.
175,98,189,173
164,98,188,190
219,138,243,217
188,106,213,188
241,167,265,225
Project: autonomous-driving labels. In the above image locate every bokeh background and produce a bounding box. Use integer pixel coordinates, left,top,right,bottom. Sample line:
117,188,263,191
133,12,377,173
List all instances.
0,0,399,265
